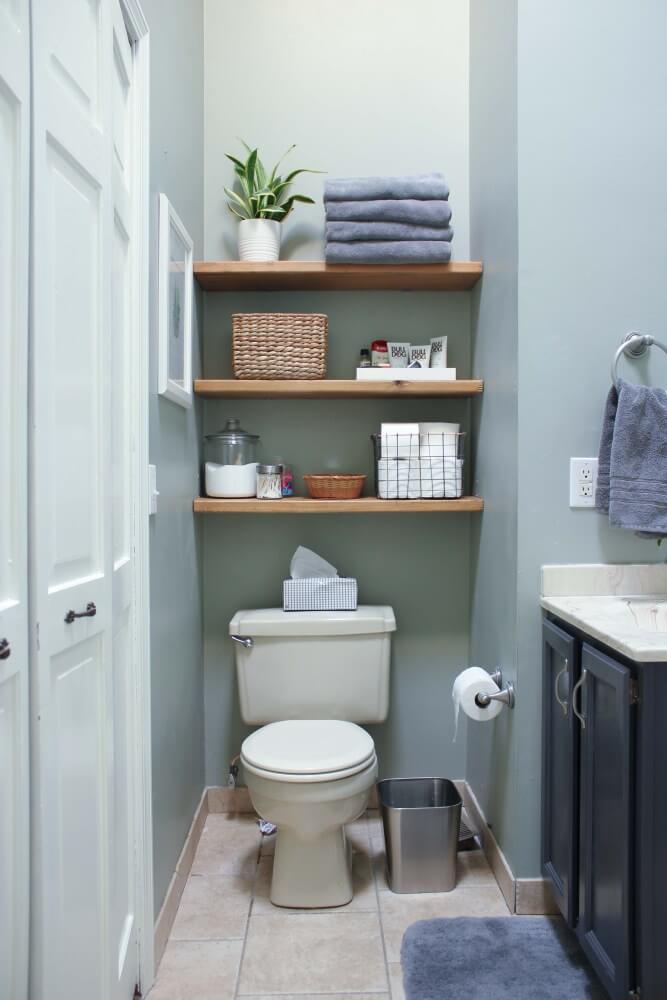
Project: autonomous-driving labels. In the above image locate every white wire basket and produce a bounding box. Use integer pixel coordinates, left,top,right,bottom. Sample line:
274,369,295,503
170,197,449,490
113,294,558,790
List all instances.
371,432,466,499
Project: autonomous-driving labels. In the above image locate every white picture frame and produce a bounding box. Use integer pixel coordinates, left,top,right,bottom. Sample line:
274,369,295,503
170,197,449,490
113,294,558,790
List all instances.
158,193,193,407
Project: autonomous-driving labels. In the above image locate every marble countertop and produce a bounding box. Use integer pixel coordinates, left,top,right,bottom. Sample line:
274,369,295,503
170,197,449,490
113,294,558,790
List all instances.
540,563,667,662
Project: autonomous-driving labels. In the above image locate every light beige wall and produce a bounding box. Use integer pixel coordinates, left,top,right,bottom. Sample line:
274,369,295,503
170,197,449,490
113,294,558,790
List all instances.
203,0,470,261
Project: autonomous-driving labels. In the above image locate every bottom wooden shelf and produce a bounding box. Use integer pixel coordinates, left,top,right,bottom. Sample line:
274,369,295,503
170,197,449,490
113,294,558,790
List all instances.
193,496,484,514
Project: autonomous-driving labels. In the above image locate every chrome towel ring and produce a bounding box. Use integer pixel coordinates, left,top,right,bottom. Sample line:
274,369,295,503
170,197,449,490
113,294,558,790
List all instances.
612,332,667,389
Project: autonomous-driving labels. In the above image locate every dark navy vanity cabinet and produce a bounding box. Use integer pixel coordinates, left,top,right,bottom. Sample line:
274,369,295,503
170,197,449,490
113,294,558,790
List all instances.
542,615,667,1000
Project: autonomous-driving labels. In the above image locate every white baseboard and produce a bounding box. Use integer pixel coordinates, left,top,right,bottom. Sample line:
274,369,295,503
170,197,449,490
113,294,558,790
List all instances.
153,788,208,966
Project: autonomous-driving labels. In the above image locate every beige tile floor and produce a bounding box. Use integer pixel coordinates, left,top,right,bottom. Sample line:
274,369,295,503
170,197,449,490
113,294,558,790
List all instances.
148,810,511,1000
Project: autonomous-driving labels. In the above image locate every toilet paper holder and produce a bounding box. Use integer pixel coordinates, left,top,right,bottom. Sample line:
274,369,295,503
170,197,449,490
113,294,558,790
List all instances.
475,669,516,711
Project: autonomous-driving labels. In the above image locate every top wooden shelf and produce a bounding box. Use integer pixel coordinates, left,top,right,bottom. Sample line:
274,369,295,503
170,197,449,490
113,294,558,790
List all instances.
193,260,483,292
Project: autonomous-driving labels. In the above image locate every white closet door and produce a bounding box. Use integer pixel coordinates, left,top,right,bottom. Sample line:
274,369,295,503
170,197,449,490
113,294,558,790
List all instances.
109,3,139,996
0,1,30,998
31,0,115,997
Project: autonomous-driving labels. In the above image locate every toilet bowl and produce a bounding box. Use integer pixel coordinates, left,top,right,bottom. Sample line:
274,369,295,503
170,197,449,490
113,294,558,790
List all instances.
230,605,395,908
242,719,378,908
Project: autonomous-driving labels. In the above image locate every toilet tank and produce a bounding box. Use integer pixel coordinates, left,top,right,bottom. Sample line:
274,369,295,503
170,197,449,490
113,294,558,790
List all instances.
229,606,396,725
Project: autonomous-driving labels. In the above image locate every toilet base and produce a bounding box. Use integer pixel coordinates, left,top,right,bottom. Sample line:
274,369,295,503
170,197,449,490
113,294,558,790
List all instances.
270,825,353,908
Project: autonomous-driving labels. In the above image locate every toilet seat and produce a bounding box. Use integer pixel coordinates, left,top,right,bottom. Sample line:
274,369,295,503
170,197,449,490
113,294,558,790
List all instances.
241,719,376,783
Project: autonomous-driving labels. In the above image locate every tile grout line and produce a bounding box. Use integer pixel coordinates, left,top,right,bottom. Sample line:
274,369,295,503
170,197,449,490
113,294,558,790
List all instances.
368,814,393,998
232,832,263,1000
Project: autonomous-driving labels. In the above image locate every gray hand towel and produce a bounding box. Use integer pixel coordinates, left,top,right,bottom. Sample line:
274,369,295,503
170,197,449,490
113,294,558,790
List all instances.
325,240,452,264
325,199,453,226
326,221,453,243
324,172,449,202
595,384,617,513
596,378,667,535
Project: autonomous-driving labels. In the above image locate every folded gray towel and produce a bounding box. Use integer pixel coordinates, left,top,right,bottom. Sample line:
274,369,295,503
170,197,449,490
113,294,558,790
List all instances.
324,173,449,202
595,384,617,513
326,221,453,243
325,241,452,264
596,378,667,535
325,199,452,226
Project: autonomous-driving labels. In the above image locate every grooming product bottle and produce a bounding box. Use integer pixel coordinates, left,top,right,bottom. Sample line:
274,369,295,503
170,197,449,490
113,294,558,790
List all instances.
371,339,390,367
359,348,372,368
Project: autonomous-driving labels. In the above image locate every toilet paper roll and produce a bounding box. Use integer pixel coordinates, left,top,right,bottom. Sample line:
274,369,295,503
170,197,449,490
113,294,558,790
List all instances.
452,667,503,742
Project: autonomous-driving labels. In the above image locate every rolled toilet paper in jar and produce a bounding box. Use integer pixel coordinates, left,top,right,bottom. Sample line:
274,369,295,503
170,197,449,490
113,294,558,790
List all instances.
452,667,503,742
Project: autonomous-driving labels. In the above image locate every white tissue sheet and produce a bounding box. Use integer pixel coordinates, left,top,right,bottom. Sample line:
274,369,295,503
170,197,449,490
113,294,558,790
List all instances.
286,546,357,610
452,667,503,741
290,545,338,579
377,458,463,499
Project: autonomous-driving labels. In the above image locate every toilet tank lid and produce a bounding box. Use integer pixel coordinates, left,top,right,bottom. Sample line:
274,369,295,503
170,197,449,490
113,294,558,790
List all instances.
229,605,396,637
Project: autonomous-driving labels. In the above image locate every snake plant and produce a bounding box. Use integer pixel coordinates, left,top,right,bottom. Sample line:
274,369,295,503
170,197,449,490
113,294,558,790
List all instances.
224,142,322,221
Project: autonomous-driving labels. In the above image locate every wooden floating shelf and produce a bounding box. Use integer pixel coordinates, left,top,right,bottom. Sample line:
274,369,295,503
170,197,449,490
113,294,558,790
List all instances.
193,260,483,292
194,378,483,399
193,497,484,514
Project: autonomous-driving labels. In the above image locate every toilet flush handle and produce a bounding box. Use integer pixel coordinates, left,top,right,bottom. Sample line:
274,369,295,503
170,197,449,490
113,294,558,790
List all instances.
231,635,254,649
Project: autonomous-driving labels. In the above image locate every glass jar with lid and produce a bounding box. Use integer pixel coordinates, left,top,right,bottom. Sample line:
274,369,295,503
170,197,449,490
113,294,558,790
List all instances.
204,418,260,497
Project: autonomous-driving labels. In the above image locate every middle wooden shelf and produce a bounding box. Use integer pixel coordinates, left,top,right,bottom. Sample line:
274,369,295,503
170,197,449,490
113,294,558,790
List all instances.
194,378,484,399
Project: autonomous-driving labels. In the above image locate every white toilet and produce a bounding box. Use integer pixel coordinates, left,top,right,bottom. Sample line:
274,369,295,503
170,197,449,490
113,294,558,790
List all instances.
229,606,396,908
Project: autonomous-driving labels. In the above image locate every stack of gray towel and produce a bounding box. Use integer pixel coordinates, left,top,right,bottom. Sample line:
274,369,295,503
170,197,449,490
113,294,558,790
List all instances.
324,173,453,264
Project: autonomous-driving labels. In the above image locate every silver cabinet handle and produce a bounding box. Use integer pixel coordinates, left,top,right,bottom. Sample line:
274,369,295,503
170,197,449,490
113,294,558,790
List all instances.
572,669,588,729
231,635,253,649
555,659,569,717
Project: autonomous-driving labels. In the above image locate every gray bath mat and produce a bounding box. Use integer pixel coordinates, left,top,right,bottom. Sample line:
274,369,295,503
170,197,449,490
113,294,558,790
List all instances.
401,917,606,999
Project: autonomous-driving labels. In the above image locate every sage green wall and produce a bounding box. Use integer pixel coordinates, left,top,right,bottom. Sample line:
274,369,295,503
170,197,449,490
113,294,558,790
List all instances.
144,0,206,912
201,0,474,785
202,293,473,782
467,0,520,872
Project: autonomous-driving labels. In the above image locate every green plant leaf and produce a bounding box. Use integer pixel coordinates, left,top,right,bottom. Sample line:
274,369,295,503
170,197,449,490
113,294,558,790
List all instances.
225,142,321,220
269,144,297,184
245,148,258,195
223,186,251,218
283,167,325,182
255,154,267,191
225,153,246,172
260,205,287,222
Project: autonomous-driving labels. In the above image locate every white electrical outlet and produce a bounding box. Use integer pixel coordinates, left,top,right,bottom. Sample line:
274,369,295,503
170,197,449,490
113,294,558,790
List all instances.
569,457,598,508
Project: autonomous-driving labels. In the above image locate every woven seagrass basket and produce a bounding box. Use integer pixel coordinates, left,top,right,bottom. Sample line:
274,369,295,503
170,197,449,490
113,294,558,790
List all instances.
232,313,328,379
303,474,366,499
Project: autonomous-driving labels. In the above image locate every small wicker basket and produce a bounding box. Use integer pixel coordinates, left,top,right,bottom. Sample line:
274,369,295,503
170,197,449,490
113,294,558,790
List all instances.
232,313,328,380
304,474,367,500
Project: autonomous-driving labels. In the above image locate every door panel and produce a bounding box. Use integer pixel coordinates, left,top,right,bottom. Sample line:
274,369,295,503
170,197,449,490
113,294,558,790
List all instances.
0,0,30,996
31,0,114,997
577,643,633,1000
110,3,137,996
541,618,579,926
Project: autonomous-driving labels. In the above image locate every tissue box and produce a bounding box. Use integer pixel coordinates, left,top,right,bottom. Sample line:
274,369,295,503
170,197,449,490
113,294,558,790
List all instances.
283,577,358,611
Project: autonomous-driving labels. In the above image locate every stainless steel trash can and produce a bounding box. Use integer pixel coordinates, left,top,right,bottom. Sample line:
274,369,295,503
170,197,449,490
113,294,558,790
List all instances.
378,778,462,893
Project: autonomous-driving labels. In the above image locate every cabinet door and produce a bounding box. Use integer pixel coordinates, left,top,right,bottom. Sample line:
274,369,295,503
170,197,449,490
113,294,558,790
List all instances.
576,644,633,1000
542,618,579,926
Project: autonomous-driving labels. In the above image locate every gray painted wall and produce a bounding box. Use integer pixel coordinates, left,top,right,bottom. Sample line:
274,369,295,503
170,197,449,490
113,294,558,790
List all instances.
513,0,667,876
468,0,667,879
467,0,520,872
144,0,206,912
203,0,470,260
201,0,474,786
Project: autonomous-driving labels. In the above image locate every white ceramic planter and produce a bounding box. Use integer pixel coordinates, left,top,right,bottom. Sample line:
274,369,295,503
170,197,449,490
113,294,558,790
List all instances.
238,218,282,262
